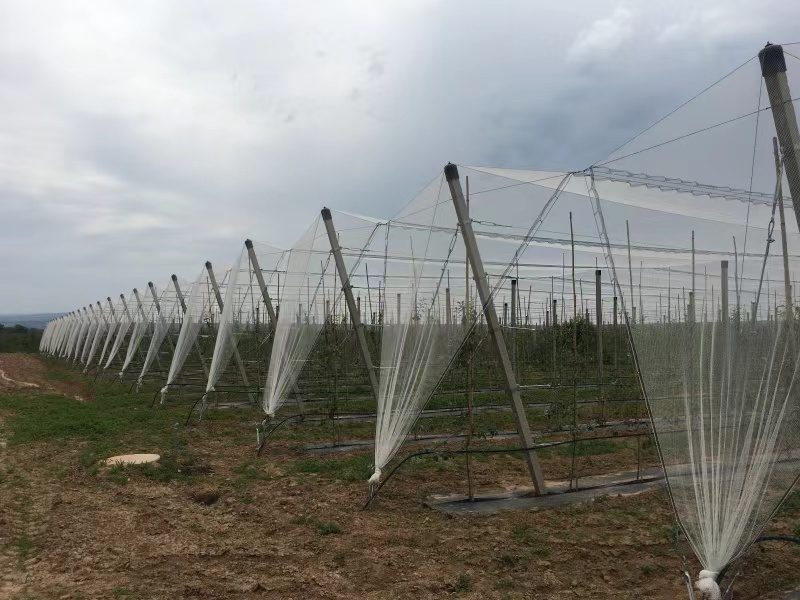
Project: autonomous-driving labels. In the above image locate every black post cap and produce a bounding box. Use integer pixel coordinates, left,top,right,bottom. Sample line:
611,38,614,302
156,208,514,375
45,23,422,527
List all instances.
205,261,213,269
133,288,138,294
107,297,112,302
245,239,254,249
148,281,154,288
120,293,125,299
444,163,459,182
171,274,178,281
759,43,786,76
596,269,602,276
321,207,332,220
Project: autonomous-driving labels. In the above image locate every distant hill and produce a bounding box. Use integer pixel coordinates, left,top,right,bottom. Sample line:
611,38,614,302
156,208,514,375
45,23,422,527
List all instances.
0,313,63,329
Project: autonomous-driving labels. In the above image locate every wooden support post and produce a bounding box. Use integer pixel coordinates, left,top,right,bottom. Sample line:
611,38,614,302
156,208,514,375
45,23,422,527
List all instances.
445,163,546,495
321,208,380,402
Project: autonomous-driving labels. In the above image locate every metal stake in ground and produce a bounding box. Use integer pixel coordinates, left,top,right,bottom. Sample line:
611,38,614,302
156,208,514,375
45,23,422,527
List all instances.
320,208,380,403
444,163,546,495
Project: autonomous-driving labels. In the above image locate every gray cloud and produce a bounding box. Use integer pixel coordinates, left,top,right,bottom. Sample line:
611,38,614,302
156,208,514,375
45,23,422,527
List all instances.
1,0,800,313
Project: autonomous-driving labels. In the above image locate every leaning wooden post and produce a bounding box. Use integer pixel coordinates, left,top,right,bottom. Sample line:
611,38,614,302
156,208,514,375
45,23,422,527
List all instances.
206,261,253,401
245,239,278,327
321,208,380,402
445,163,545,495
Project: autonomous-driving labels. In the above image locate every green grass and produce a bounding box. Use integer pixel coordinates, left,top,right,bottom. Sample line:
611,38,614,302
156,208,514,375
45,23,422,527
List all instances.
451,574,472,594
317,521,341,535
13,534,33,566
538,437,623,458
290,455,372,482
510,524,550,557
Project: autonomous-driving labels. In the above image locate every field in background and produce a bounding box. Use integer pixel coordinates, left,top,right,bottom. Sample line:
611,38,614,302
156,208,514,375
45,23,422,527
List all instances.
0,354,798,599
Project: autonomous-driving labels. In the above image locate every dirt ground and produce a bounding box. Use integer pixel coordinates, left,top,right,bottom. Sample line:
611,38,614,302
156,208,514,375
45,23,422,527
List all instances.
0,354,91,400
0,354,798,599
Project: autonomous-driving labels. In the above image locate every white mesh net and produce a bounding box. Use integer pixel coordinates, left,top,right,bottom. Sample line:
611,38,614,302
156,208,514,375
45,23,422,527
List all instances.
206,241,285,395
119,287,159,378
162,265,228,393
138,278,188,386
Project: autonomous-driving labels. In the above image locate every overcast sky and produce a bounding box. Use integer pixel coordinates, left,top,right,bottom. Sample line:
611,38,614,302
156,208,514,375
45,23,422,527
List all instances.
1,0,799,313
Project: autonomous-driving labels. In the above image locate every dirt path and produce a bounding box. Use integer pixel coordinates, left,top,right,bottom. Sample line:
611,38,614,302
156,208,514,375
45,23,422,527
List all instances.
0,353,90,400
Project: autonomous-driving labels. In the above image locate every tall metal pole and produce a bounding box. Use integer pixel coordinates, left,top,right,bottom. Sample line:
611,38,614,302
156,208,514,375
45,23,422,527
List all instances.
510,279,518,371
321,208,380,402
206,261,253,398
760,43,800,230
445,163,546,495
244,239,278,328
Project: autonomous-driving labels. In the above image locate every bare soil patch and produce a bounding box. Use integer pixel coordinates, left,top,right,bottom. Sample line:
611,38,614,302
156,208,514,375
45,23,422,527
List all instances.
0,355,797,599
0,353,91,400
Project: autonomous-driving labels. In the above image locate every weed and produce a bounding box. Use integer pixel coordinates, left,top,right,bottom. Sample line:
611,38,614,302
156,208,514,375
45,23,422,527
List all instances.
451,574,472,594
290,515,311,525
496,553,524,567
106,465,130,485
510,524,550,557
14,534,33,566
317,521,341,535
494,578,515,590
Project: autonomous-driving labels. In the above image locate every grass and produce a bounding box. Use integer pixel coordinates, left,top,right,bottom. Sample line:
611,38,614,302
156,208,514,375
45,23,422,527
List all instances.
317,521,341,535
510,524,550,557
290,455,372,482
451,574,472,594
14,534,33,567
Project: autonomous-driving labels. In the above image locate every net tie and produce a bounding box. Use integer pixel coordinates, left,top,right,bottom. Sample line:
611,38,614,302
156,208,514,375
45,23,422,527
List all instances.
694,570,721,600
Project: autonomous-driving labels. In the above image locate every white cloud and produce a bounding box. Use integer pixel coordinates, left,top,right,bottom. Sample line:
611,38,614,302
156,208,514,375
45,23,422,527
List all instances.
568,5,635,62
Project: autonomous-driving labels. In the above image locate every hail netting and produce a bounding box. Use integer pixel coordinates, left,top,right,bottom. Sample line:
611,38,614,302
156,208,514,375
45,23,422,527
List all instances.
120,287,160,377
365,167,573,484
104,294,135,370
206,241,285,395
138,277,189,386
97,297,125,368
263,212,377,417
163,266,228,393
72,310,91,362
589,54,800,583
85,302,114,371
79,309,99,364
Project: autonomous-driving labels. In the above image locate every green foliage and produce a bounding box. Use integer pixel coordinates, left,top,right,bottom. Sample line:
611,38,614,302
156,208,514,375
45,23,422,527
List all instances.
538,437,622,458
0,325,42,353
